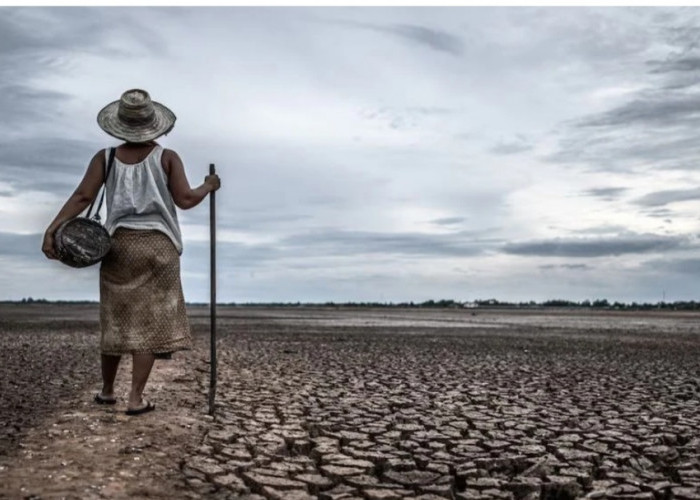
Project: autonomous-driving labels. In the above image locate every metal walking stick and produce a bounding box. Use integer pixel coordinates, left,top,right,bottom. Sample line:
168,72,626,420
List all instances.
208,163,217,416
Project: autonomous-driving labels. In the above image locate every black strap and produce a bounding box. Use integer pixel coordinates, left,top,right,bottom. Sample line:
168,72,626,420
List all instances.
87,147,116,221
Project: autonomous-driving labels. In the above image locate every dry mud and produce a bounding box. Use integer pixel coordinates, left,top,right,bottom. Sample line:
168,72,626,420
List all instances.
1,305,700,500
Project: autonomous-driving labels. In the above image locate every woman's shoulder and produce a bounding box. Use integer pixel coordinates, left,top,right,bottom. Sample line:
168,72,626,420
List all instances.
160,148,182,175
89,148,108,166
161,147,180,159
161,148,183,165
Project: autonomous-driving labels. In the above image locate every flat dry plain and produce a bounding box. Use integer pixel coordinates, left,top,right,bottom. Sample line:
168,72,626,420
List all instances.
1,304,700,500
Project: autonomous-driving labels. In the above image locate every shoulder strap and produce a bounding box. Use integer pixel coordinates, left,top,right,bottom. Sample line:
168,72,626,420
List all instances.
87,148,116,221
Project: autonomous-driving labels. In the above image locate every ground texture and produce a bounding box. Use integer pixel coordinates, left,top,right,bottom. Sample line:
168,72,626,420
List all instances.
1,305,700,499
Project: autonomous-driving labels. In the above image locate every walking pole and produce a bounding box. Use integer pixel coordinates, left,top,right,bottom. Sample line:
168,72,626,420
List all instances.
208,163,217,416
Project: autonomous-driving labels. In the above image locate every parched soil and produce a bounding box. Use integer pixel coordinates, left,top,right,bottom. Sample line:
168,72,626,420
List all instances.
1,305,700,499
0,303,212,499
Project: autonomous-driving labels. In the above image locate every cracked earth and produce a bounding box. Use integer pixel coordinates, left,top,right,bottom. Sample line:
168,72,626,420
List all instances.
2,305,700,499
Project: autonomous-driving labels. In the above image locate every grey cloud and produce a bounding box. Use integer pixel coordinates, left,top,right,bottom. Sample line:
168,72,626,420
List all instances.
583,187,628,200
1,137,99,170
0,137,101,192
0,10,45,52
184,239,281,269
571,225,632,235
11,177,77,195
192,212,313,232
0,232,43,258
646,20,700,70
430,217,466,226
658,76,700,91
548,125,700,172
635,187,700,207
386,24,464,56
362,108,413,130
539,263,591,270
651,10,680,25
282,229,496,257
0,9,104,63
644,256,700,274
0,85,74,130
478,8,661,75
577,94,700,128
182,228,496,271
644,208,675,218
489,139,533,156
502,234,689,257
115,9,171,57
649,55,700,74
1,8,168,58
0,7,170,102
336,20,464,56
549,15,700,173
361,106,455,131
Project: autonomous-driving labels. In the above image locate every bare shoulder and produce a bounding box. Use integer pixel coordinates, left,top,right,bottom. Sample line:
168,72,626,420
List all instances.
161,148,183,175
162,148,182,160
89,149,107,169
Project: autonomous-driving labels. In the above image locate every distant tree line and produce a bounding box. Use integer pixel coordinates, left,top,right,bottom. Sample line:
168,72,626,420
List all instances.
5,297,700,311
190,298,700,311
0,297,98,305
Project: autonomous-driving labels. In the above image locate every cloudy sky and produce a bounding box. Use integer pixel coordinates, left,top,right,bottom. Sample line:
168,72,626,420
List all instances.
3,6,700,303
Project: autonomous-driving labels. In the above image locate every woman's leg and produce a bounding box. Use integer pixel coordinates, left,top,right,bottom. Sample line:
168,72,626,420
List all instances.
100,354,121,398
128,353,156,409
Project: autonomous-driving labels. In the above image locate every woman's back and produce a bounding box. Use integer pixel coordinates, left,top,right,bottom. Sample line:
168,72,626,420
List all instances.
104,143,183,254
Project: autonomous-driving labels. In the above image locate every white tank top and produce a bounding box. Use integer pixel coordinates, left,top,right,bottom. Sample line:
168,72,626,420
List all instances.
103,145,183,254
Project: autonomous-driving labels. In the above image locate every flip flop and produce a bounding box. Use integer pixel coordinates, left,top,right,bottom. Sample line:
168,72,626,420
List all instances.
125,400,155,416
94,393,117,405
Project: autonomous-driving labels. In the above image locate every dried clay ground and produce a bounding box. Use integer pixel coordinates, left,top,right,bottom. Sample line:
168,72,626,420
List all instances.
1,304,700,500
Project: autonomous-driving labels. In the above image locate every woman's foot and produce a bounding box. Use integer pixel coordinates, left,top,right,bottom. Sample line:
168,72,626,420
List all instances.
94,393,117,405
125,399,155,416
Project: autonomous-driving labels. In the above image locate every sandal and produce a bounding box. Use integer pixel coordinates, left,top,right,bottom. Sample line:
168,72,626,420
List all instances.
94,393,117,405
125,400,155,416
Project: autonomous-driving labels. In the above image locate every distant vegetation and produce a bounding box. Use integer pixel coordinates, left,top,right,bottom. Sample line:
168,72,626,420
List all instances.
1,298,98,305
5,297,700,311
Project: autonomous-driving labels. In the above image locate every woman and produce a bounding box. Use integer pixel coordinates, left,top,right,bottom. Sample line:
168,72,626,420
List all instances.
42,89,220,416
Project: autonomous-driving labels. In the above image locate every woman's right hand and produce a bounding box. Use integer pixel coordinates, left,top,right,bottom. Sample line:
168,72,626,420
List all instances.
42,231,58,260
205,174,221,192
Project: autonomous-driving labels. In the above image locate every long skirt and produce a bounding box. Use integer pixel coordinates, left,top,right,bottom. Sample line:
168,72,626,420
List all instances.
99,228,192,356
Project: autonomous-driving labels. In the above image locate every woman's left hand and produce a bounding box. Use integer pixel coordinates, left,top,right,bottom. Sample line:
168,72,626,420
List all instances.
42,231,58,260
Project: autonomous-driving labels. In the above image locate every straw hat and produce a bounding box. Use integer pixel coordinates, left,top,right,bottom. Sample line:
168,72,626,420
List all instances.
97,89,176,143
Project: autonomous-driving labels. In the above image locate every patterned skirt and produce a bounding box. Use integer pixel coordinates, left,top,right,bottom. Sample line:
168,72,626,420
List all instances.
99,228,192,356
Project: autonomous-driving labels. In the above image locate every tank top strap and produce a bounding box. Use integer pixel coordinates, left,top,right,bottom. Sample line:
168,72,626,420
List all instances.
104,147,111,178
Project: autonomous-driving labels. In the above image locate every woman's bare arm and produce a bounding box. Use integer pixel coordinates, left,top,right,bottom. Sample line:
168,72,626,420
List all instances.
163,149,220,209
42,150,107,259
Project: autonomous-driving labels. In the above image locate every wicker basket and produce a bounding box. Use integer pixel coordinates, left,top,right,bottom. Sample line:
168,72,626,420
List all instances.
54,217,111,268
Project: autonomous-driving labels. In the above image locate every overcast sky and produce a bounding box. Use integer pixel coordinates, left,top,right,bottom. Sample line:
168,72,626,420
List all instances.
3,6,700,303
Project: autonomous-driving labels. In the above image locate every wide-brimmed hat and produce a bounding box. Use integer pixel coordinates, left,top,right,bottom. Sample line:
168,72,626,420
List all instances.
97,89,176,143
